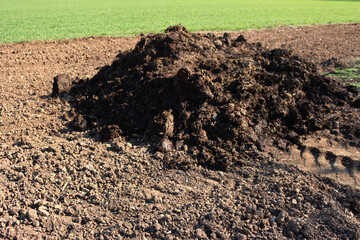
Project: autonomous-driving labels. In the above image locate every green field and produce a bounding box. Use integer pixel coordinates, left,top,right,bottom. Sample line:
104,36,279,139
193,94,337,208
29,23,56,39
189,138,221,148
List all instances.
1,0,359,43
326,60,360,89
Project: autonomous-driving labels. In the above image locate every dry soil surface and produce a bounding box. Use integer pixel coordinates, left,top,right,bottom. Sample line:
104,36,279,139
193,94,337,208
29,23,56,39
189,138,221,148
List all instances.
0,24,360,240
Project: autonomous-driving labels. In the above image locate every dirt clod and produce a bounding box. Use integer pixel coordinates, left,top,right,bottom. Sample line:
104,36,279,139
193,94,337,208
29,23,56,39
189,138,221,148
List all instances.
353,97,360,108
99,125,122,140
52,74,72,95
72,115,87,131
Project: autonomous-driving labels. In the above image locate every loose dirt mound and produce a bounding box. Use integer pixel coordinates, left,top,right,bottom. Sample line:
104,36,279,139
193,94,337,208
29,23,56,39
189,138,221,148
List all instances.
72,25,360,170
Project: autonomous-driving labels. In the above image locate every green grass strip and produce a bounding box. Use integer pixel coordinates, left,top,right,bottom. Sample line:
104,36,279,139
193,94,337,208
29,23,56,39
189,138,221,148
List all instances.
1,0,360,43
326,60,360,89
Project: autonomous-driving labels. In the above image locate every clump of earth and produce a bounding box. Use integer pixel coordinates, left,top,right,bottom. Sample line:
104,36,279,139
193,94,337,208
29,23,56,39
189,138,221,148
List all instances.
71,25,360,171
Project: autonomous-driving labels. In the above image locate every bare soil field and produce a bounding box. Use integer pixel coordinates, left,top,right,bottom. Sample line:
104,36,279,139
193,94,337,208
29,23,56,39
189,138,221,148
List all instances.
0,24,360,239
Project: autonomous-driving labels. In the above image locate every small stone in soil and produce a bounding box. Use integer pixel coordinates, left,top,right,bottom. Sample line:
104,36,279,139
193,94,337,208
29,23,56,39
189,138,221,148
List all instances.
38,206,50,216
27,209,38,221
196,228,208,239
158,137,173,152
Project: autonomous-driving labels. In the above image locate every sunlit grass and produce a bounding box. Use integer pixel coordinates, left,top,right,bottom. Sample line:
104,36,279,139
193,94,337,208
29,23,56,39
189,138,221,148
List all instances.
1,0,359,43
326,60,360,89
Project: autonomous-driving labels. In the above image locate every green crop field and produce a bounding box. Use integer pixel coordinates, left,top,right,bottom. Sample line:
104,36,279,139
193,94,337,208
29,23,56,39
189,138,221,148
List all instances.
1,0,359,43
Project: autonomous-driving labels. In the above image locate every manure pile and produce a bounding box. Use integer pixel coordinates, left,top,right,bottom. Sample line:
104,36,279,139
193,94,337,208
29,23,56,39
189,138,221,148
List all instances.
71,25,360,170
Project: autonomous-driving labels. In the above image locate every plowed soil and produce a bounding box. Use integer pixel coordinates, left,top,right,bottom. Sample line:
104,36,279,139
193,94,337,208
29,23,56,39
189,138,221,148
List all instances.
1,24,360,240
